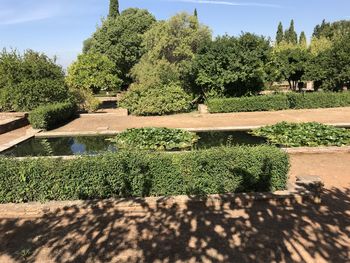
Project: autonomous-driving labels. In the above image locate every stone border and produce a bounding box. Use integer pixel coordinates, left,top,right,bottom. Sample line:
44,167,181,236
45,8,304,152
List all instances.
0,114,28,135
284,146,350,154
0,128,41,153
0,176,323,219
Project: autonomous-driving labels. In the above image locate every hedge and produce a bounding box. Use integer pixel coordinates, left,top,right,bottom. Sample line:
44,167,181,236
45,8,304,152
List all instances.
207,92,350,113
28,102,76,130
0,146,289,203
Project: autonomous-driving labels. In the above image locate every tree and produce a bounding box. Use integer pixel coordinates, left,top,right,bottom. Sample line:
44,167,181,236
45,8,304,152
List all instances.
312,34,350,91
189,33,271,98
313,19,350,40
270,42,310,91
121,12,211,115
83,8,156,87
276,22,284,45
194,8,198,18
131,12,211,87
299,31,307,48
108,0,119,18
0,49,69,111
66,52,122,94
284,20,298,45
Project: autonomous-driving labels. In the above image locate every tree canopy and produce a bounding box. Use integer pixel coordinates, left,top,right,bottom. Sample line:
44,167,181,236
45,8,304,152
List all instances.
83,8,156,87
189,33,271,98
66,52,122,94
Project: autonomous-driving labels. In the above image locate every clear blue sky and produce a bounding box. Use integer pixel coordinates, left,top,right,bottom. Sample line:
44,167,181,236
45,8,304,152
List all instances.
0,0,349,68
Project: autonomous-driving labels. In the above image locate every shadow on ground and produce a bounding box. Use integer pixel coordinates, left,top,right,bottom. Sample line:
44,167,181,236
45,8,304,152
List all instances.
0,188,349,263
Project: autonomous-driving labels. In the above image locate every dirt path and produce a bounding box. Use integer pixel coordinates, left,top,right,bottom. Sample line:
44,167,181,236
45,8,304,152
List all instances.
0,152,349,263
43,107,350,135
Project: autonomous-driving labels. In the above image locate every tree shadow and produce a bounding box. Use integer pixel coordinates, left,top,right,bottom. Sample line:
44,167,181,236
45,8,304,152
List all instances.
0,188,349,262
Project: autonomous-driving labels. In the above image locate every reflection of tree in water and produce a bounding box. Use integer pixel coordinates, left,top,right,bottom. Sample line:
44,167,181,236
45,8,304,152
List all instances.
2,136,116,157
74,136,116,154
195,131,266,149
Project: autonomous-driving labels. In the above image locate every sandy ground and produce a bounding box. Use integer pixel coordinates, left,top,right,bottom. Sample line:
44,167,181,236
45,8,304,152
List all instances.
0,152,349,263
43,107,350,134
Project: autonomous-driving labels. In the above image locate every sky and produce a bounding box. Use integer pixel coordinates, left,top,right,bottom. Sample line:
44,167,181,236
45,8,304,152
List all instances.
0,0,349,68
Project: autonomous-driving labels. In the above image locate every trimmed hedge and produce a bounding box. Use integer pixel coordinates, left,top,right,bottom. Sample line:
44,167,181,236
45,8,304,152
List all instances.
207,92,350,113
0,146,289,203
28,102,76,130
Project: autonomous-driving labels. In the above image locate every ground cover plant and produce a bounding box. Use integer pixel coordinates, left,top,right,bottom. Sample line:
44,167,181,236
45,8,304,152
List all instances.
0,146,289,203
252,122,350,147
110,127,199,150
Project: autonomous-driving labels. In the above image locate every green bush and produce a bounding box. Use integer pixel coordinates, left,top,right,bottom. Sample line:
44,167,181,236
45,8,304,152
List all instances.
120,83,192,116
0,146,289,203
28,102,76,130
252,122,350,147
2,79,69,112
111,128,199,151
207,94,289,113
207,92,350,113
0,49,69,112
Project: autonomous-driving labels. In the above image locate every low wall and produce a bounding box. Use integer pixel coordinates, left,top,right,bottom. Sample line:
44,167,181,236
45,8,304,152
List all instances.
0,113,28,135
0,176,323,219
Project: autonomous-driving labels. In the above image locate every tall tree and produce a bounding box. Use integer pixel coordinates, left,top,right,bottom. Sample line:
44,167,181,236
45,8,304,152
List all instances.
109,0,119,18
83,8,156,87
299,31,307,48
276,22,284,45
285,20,298,45
194,8,198,18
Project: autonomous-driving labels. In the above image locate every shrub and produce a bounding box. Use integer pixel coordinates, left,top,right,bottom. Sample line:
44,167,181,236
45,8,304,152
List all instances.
0,49,69,112
0,146,289,203
28,102,77,130
207,92,350,113
3,79,69,112
252,122,350,147
119,83,192,116
111,127,199,150
207,94,289,113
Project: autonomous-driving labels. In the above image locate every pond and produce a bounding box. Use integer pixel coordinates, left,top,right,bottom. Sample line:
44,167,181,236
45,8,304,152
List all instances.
1,130,266,157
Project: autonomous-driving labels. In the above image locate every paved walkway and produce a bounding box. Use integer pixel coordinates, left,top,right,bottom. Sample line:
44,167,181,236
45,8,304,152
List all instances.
42,107,350,136
0,152,349,263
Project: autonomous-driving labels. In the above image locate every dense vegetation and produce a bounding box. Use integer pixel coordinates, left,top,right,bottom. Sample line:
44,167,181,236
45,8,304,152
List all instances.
111,128,199,150
1,0,350,116
252,122,350,147
0,146,289,203
0,49,70,111
28,102,77,130
207,91,350,113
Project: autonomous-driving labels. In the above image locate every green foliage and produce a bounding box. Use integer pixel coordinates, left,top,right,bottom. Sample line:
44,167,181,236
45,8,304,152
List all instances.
0,49,69,111
299,31,307,48
84,8,156,86
66,52,122,93
0,146,289,203
119,82,192,116
270,43,310,90
28,102,76,130
0,79,69,112
276,22,284,45
189,34,271,98
313,19,350,40
108,0,119,18
111,127,199,151
252,122,350,147
284,20,298,45
207,91,350,113
130,12,211,92
208,94,289,113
